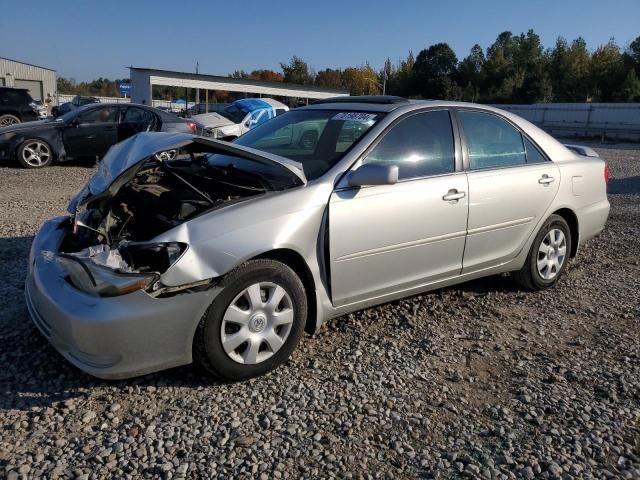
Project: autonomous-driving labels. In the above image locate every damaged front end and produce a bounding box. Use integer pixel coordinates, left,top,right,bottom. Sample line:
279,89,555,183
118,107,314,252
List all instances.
52,132,305,298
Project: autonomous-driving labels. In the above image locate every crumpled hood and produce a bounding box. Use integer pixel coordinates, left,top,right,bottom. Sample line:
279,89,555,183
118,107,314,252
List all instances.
67,132,306,213
191,112,234,129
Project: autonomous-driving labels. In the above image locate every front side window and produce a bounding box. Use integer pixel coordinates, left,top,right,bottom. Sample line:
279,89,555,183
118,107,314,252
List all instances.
459,111,526,170
78,106,118,124
363,110,455,180
234,110,382,180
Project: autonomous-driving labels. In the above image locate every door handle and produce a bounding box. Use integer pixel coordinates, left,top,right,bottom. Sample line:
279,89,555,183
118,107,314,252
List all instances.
539,174,555,185
86,135,97,139
104,127,114,132
442,189,466,201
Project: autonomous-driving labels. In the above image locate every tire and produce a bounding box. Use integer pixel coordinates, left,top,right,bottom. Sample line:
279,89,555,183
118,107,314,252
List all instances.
17,139,54,169
513,214,572,290
0,114,20,127
193,259,307,380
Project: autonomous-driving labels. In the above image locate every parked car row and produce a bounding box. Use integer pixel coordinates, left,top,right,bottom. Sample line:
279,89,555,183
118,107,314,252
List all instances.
0,103,197,168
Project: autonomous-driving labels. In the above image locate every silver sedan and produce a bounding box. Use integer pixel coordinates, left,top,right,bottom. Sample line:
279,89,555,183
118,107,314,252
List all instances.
26,96,610,380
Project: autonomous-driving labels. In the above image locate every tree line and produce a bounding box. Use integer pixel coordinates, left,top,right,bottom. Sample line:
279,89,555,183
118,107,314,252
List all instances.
57,30,640,103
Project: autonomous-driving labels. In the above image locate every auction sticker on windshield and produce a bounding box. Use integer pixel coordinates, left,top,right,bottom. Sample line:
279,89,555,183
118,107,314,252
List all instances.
332,112,378,122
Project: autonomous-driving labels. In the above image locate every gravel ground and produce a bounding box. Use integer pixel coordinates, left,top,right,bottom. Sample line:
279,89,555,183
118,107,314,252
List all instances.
0,145,638,479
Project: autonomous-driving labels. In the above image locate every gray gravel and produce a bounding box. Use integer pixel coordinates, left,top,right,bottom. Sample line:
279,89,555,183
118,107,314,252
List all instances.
0,145,639,479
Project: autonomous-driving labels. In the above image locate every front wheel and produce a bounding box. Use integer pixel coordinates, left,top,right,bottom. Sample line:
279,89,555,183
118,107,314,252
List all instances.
193,259,307,380
513,214,571,290
17,139,53,168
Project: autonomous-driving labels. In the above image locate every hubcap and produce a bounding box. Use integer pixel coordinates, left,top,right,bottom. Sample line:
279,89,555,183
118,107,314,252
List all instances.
220,282,294,365
22,141,51,167
537,228,567,280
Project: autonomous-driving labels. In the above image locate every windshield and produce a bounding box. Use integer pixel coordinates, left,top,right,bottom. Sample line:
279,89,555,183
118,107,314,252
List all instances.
219,104,250,124
233,109,383,180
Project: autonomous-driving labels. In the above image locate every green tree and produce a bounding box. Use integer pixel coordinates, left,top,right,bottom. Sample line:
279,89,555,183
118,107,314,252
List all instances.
315,68,343,89
280,56,312,85
456,44,485,101
620,69,640,101
590,39,625,101
413,43,458,99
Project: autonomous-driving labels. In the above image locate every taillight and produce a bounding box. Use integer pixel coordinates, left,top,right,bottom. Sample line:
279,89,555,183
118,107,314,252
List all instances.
604,164,609,185
188,122,196,132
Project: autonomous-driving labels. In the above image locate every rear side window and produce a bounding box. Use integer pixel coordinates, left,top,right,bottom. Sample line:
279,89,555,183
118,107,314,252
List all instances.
524,137,546,163
459,111,526,169
363,110,455,180
122,107,154,124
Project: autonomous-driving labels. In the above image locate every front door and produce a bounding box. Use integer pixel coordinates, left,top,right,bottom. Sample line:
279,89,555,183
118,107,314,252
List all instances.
329,110,469,307
457,110,561,272
64,106,119,157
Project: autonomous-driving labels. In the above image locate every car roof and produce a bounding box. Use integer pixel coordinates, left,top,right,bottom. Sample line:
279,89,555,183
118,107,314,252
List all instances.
73,103,186,122
0,86,30,92
301,96,517,115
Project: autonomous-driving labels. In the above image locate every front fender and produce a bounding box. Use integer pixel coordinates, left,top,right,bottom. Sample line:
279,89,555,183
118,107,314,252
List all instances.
152,183,332,287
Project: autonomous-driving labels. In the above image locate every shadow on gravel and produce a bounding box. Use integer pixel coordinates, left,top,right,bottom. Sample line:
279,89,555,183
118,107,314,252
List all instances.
609,176,640,195
0,157,97,170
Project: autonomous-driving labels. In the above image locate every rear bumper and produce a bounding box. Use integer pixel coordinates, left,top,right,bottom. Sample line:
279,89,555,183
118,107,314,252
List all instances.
577,198,610,245
25,217,216,379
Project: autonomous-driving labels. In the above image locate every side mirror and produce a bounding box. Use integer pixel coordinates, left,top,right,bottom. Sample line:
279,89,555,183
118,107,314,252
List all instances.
69,118,80,128
348,163,399,187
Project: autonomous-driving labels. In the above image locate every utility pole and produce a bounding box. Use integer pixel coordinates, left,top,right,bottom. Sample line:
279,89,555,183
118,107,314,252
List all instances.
195,61,200,109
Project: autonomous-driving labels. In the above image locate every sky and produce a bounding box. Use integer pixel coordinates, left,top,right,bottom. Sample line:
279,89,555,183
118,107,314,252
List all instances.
1,0,639,81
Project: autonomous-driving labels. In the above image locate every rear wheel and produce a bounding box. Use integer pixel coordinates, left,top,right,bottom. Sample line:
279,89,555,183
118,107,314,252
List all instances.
193,259,307,380
513,214,571,290
0,114,20,127
17,139,53,168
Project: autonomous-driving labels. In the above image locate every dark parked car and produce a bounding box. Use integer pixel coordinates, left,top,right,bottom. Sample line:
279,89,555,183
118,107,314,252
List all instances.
0,87,42,126
0,103,197,168
51,95,100,118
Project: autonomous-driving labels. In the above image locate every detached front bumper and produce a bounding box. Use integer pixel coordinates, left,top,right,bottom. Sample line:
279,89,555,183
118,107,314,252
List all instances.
25,217,216,379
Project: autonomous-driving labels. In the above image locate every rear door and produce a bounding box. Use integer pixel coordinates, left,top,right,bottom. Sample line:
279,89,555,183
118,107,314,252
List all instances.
329,109,468,306
456,109,560,272
63,106,119,157
118,106,158,141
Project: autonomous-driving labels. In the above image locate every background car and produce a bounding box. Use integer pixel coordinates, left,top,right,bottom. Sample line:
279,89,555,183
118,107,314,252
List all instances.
0,103,197,168
193,97,288,140
0,87,42,126
25,96,609,381
51,95,100,118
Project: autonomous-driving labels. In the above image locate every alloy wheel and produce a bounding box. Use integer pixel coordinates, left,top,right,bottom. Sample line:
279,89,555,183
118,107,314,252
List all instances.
537,228,567,280
0,116,19,127
220,282,294,364
21,141,51,167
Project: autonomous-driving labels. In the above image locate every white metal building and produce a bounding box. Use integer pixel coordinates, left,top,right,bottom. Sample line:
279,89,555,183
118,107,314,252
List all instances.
129,67,347,106
0,57,57,102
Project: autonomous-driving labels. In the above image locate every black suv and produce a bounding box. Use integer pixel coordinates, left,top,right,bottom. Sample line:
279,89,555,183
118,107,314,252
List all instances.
0,87,40,126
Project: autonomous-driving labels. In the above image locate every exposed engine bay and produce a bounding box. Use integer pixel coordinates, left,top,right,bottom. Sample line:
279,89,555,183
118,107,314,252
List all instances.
51,136,305,297
66,152,267,250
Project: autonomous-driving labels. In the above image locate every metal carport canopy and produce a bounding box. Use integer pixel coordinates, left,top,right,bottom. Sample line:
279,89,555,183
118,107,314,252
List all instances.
128,67,348,104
